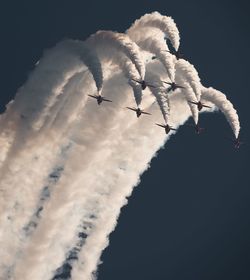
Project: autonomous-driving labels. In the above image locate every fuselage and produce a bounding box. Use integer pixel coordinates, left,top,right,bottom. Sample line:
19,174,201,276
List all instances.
141,81,147,90
136,109,142,117
197,102,203,111
165,125,171,134
195,125,202,134
97,96,102,105
172,83,178,91
234,139,241,149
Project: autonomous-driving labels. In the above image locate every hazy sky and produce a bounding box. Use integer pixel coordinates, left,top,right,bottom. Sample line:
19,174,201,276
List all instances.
1,1,250,279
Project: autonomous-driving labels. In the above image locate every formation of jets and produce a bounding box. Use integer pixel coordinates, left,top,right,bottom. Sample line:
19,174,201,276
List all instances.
88,92,243,148
87,46,243,149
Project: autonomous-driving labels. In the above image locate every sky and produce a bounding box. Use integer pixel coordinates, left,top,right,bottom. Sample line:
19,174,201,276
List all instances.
1,1,250,279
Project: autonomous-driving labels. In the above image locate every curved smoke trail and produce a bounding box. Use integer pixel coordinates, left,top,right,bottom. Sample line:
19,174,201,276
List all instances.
128,11,180,51
128,28,175,81
0,11,241,280
86,30,145,79
175,59,202,101
201,86,240,138
116,57,143,106
174,75,199,124
145,70,170,123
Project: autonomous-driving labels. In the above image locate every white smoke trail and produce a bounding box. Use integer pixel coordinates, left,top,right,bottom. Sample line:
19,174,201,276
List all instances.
145,70,170,123
72,86,195,279
85,30,146,106
10,74,139,280
0,39,146,278
0,44,103,278
128,11,180,51
86,30,145,79
29,40,103,131
0,77,95,279
0,40,101,173
175,76,199,124
128,28,175,81
116,57,143,106
61,40,104,93
175,59,202,101
201,86,240,138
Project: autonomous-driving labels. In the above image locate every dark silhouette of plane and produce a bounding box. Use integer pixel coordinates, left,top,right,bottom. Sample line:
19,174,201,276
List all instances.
130,79,158,90
88,94,112,105
126,107,151,118
188,101,212,111
151,49,183,60
229,137,244,149
186,123,205,134
155,123,177,134
163,37,184,59
165,50,184,60
162,81,185,93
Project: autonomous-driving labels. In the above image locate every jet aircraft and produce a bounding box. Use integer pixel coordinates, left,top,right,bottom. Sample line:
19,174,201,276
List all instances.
188,101,212,111
165,49,184,60
229,137,244,149
162,81,185,93
88,94,112,105
155,123,177,134
126,107,151,118
130,79,158,90
186,123,205,134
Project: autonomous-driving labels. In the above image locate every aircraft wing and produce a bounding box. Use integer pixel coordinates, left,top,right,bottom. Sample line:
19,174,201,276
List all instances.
188,101,198,105
130,78,141,84
203,104,212,108
156,123,165,128
177,85,185,89
162,81,171,85
126,107,136,112
88,94,97,99
102,98,112,102
141,111,151,115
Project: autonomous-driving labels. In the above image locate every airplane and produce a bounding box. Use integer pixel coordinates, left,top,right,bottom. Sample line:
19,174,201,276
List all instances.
165,49,184,60
126,107,151,118
151,49,183,60
88,94,112,105
188,101,212,111
161,81,185,93
229,137,244,149
155,123,177,134
186,123,205,134
163,37,184,59
130,78,158,90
